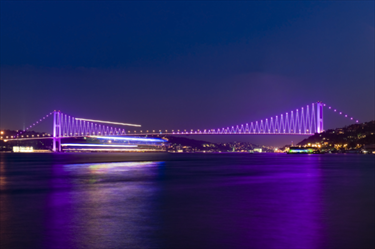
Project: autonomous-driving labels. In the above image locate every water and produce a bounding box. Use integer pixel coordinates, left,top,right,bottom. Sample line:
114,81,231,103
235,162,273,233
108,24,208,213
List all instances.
1,153,374,249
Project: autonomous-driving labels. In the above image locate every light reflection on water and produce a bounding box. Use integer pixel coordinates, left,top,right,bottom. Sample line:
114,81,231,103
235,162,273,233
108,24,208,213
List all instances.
0,154,374,249
154,157,323,249
65,161,161,173
45,161,163,249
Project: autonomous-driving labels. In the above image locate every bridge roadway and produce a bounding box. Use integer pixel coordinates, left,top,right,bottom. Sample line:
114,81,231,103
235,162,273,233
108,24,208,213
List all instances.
124,132,313,136
4,132,313,141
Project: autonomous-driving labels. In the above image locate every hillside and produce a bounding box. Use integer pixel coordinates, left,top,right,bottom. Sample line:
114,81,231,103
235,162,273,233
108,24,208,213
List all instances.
297,120,375,151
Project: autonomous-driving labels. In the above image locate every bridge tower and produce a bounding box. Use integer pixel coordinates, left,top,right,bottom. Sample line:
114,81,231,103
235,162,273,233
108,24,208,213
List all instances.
316,102,324,133
53,111,61,152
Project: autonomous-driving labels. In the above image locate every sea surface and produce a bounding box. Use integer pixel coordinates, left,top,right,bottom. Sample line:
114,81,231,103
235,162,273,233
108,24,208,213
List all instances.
0,153,374,249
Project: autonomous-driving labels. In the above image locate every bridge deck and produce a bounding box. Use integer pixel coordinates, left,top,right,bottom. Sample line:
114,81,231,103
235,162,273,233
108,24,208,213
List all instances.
4,132,313,141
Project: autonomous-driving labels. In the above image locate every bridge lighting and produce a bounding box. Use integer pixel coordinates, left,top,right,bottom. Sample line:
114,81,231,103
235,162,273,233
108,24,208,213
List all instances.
74,118,141,127
61,143,137,148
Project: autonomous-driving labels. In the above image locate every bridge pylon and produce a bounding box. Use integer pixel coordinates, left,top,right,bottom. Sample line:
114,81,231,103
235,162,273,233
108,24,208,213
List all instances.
53,111,61,152
316,102,324,133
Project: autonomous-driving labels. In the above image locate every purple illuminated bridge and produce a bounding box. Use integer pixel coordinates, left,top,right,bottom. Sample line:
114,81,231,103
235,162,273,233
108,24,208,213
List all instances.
6,101,359,152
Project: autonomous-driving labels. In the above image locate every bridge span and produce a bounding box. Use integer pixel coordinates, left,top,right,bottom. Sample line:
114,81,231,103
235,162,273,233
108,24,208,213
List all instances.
4,101,359,152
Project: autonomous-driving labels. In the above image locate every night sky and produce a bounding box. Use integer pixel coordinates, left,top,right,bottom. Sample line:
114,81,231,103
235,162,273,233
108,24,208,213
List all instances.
1,1,374,146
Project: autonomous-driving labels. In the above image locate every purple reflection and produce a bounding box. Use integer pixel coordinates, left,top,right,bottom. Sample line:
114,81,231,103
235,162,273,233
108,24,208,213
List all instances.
157,155,323,249
44,161,163,249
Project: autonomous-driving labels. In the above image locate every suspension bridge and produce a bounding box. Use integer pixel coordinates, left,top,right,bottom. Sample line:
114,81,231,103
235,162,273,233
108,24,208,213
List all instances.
4,101,359,152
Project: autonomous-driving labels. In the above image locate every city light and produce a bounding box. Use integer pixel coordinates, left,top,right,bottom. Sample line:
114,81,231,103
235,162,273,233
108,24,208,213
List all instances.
13,146,34,153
